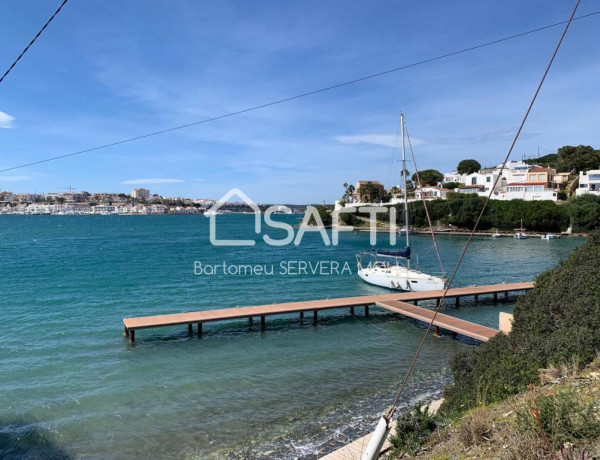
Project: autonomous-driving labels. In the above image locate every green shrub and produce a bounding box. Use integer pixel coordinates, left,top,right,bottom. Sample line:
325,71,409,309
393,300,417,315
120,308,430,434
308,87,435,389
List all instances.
443,231,600,413
565,195,600,232
389,404,438,456
516,389,600,449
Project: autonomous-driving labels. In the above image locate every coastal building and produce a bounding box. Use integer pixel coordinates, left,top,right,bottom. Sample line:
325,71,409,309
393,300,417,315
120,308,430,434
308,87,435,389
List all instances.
499,183,558,201
92,205,118,214
526,166,555,188
350,181,386,203
131,188,150,200
0,192,15,203
457,184,485,194
149,204,168,214
576,169,600,196
443,171,466,184
462,171,502,194
415,186,451,200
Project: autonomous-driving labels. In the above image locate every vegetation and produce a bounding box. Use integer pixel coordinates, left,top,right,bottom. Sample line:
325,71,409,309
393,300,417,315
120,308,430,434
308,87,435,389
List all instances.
442,182,460,190
389,404,439,456
457,159,481,175
346,194,575,232
516,387,600,450
565,194,600,232
396,361,600,459
524,153,558,168
525,144,600,173
411,169,443,186
556,145,600,173
307,205,332,226
442,231,600,413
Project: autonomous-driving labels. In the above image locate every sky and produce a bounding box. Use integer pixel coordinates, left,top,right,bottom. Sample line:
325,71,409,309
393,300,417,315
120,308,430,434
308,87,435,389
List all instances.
0,0,599,203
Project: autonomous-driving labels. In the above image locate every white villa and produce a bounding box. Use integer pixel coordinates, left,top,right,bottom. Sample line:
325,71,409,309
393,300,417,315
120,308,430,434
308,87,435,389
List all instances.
415,186,451,200
445,161,559,202
576,169,600,196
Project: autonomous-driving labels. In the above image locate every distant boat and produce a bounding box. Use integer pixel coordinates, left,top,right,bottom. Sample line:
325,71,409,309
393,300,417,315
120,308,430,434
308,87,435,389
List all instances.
491,232,501,238
398,226,413,235
541,233,560,240
204,208,222,216
514,219,529,240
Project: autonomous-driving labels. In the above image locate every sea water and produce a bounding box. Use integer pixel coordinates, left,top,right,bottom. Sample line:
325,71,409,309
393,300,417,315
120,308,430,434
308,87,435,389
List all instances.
0,215,583,459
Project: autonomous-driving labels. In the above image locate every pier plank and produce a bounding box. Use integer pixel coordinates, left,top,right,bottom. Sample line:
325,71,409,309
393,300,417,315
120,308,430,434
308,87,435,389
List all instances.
375,300,498,342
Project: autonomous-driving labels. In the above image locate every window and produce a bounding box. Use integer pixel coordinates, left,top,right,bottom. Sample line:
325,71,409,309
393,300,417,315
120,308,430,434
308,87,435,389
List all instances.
471,177,477,185
538,174,545,181
486,176,491,182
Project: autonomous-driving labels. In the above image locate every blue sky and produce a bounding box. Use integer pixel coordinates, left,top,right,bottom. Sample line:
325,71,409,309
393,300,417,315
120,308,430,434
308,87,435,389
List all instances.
0,0,599,203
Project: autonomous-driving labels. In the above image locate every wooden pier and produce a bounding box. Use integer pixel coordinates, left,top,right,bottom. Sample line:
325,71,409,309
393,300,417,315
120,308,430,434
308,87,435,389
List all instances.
375,300,498,342
123,282,533,342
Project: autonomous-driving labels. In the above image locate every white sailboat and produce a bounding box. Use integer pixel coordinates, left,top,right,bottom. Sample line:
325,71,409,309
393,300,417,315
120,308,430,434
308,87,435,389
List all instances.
356,114,446,292
514,219,529,239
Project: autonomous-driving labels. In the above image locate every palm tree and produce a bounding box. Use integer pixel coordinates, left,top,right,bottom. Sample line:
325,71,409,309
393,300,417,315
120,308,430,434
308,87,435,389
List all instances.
342,182,349,200
347,184,355,202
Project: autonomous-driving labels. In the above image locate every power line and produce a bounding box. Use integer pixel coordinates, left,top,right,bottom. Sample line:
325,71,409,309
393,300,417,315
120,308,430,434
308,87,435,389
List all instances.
384,0,581,423
0,0,70,85
1,9,598,174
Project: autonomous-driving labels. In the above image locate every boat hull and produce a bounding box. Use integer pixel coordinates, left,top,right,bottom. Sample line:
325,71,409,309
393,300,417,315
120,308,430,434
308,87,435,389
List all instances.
357,265,445,291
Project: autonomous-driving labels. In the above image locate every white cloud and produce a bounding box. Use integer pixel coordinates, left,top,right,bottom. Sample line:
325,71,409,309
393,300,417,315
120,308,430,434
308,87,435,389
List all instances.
333,134,425,148
0,175,31,182
121,178,185,185
0,111,15,129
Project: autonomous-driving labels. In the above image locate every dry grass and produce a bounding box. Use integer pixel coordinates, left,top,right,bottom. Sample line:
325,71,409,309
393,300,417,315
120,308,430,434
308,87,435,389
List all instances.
390,358,600,460
457,409,492,447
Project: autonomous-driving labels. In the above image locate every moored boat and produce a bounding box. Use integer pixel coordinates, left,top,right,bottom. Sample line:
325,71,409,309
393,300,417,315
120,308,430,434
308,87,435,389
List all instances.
356,113,446,292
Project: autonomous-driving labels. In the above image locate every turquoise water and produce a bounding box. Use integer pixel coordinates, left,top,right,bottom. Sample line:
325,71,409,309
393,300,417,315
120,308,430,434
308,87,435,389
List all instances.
0,215,583,459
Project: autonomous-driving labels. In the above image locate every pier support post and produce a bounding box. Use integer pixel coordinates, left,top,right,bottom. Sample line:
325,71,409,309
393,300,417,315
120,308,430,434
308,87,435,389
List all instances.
505,291,509,299
188,323,193,336
350,307,355,317
313,310,318,325
129,330,135,343
261,316,266,329
455,296,460,308
413,300,418,306
474,294,479,302
249,316,253,326
365,306,370,317
300,311,304,323
197,323,203,338
124,325,129,338
434,325,440,337
493,292,498,302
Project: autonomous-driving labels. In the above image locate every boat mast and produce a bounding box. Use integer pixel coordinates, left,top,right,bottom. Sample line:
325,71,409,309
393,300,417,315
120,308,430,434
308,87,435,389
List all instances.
400,113,411,269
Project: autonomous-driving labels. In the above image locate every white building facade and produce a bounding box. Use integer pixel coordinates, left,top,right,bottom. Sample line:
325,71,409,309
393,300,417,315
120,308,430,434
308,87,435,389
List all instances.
576,169,600,196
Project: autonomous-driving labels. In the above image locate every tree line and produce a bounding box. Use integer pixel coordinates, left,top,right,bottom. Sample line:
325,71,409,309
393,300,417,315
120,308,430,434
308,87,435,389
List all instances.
342,193,600,233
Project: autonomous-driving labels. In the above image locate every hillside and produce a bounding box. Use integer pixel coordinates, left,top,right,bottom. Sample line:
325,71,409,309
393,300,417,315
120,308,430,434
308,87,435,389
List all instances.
389,360,600,459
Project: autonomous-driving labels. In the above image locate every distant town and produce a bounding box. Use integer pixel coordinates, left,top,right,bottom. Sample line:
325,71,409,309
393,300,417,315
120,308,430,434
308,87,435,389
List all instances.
0,187,305,215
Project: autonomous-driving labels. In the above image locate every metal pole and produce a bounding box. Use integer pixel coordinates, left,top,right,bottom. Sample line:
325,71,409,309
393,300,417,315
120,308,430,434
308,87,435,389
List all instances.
361,416,391,460
400,113,410,269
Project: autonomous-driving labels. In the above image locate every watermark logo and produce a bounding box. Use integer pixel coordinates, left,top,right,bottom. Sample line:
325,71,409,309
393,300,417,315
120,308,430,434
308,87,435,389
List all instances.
193,260,353,276
206,188,399,247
